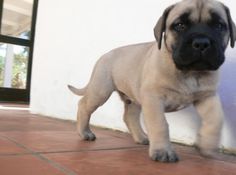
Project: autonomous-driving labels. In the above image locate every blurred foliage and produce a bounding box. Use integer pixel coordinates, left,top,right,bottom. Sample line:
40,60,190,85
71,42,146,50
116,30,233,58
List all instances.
12,49,28,88
0,47,28,89
0,56,4,86
0,32,30,88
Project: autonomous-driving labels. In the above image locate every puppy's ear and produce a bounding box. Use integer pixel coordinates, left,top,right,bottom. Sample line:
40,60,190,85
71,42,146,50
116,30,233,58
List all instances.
224,5,236,48
154,5,175,50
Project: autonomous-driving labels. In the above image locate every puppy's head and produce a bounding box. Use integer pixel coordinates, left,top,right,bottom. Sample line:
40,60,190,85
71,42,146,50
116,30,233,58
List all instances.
154,0,236,71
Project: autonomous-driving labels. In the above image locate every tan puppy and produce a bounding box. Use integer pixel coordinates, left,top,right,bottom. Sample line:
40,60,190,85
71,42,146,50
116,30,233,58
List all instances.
69,0,236,162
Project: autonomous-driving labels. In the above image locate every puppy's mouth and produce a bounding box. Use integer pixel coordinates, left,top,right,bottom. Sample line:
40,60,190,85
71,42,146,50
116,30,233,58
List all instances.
174,52,224,71
172,35,225,71
174,58,222,71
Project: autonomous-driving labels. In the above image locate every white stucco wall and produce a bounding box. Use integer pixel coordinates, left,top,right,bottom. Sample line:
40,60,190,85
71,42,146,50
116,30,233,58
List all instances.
31,0,236,152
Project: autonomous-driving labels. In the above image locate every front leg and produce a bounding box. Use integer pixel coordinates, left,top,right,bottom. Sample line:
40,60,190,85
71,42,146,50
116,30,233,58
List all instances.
141,93,179,163
194,94,224,157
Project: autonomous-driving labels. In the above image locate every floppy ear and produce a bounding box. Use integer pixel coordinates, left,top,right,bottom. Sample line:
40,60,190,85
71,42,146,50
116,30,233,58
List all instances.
154,5,175,50
224,5,236,48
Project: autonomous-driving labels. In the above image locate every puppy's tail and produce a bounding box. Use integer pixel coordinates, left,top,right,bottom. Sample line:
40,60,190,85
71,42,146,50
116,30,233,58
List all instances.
67,85,86,96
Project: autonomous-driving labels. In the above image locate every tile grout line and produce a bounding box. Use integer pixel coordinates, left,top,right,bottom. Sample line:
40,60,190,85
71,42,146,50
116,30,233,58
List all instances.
0,152,34,156
33,154,78,175
1,135,78,175
41,146,147,155
2,132,236,169
1,134,236,164
1,147,236,164
0,145,147,157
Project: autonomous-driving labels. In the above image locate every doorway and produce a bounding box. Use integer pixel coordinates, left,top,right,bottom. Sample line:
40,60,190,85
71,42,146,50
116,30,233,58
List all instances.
0,0,38,102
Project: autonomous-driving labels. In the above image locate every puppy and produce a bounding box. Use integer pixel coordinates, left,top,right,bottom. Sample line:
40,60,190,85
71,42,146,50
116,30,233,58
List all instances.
69,0,236,162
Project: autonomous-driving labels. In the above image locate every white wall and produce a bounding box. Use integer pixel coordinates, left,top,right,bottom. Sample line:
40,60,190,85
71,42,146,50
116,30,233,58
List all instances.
31,0,236,152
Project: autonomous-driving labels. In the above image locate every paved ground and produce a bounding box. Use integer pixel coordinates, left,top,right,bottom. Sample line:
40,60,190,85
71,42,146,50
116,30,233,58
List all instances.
0,103,235,175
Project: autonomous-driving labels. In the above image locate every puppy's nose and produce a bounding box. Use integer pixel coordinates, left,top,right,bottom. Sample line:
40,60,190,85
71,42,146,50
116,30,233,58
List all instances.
192,37,211,52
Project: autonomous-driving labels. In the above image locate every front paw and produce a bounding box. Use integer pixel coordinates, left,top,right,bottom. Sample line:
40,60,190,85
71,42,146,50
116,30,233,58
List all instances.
195,137,219,158
195,145,216,158
150,148,179,163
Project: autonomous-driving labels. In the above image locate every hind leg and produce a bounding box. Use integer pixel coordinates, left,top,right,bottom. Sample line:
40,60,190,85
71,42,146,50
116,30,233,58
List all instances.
123,101,149,145
77,97,96,141
77,89,113,141
76,56,116,140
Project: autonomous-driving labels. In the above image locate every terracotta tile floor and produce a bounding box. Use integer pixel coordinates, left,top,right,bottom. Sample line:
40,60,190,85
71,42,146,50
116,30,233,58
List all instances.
0,103,236,175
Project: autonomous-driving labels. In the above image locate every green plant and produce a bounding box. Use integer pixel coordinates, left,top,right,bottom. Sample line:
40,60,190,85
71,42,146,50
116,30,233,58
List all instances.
0,56,4,87
11,50,28,89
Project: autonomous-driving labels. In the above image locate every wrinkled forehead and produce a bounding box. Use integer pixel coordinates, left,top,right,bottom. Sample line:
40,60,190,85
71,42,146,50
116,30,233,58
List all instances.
167,0,227,25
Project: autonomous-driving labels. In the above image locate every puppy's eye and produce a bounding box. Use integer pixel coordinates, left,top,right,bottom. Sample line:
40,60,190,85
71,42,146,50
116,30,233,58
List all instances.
214,22,226,31
173,22,187,32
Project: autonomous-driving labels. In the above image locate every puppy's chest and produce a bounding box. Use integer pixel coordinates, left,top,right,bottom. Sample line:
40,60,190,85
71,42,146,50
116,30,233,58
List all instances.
164,92,197,112
163,79,215,112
